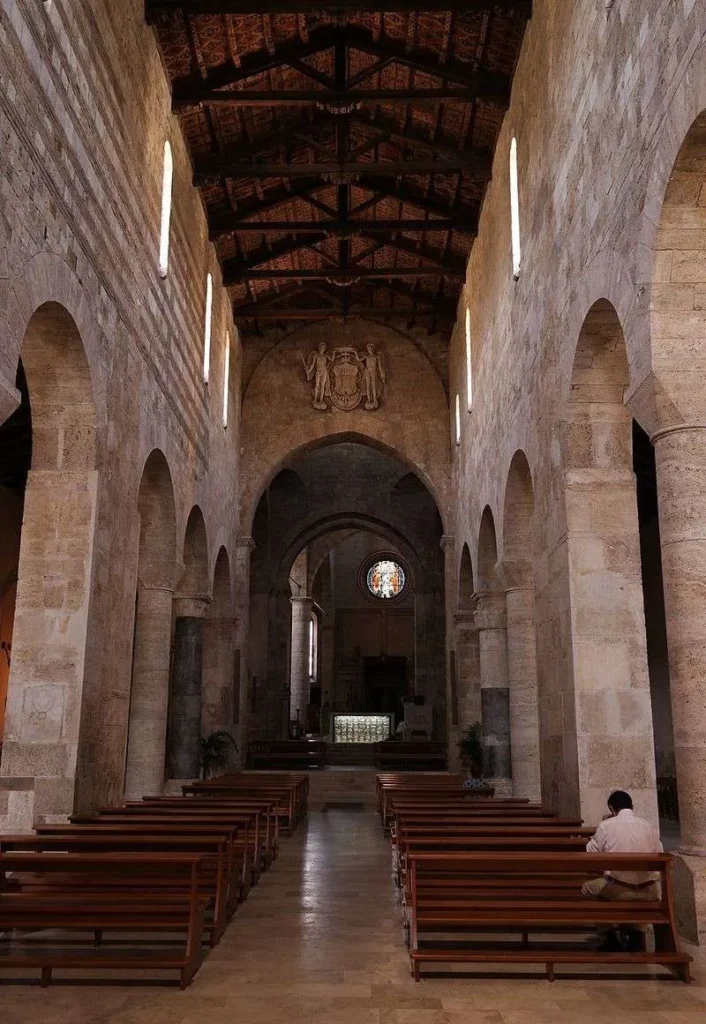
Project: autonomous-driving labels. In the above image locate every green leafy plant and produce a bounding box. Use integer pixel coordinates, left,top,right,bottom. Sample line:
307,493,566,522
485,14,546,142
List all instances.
457,722,483,777
200,731,238,779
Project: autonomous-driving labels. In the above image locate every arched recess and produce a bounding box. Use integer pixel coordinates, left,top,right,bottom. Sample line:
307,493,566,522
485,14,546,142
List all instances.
167,506,210,781
474,507,511,791
454,544,481,746
562,299,657,826
202,546,236,745
0,302,98,829
124,450,176,800
502,452,541,801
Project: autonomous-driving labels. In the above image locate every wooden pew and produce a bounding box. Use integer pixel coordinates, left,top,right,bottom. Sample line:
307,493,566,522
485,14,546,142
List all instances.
246,740,327,770
0,851,207,988
22,827,239,943
374,742,448,771
185,772,309,830
132,797,278,870
406,851,692,983
70,810,257,890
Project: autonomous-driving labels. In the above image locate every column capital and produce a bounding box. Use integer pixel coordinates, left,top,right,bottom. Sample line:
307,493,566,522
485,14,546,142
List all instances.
236,536,256,553
173,594,212,618
138,584,175,595
290,595,314,608
472,591,506,630
454,611,477,629
440,534,455,552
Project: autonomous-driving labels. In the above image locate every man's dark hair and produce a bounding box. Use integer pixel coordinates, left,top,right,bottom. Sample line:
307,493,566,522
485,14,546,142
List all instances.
607,790,633,813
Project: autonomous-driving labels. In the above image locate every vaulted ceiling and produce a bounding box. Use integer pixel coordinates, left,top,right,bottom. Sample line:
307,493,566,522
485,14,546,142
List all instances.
146,2,531,338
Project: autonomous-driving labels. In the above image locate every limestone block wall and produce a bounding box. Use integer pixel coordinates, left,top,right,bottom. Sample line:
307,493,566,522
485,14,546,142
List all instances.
447,0,706,828
0,0,241,823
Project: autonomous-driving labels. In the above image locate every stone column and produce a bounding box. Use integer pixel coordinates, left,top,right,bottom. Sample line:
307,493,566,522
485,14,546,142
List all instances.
473,591,512,796
564,464,658,828
505,587,542,801
653,425,706,940
166,596,209,781
202,613,237,736
440,535,457,761
0,468,99,829
454,611,481,730
290,596,314,731
233,537,255,759
124,584,174,800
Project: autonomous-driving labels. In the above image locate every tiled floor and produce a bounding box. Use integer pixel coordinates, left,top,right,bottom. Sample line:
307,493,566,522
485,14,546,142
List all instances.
1,807,705,1023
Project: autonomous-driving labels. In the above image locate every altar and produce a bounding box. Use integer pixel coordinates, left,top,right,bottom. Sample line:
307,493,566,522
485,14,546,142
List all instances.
332,713,393,744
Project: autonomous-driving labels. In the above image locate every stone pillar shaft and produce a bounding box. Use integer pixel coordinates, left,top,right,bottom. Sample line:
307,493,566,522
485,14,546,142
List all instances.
166,596,209,781
653,426,706,854
202,615,237,737
124,585,174,799
505,587,542,801
474,592,512,792
233,537,255,758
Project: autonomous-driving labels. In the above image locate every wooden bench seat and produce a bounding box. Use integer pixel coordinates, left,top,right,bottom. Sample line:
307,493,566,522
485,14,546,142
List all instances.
0,851,208,988
407,851,692,983
6,830,239,945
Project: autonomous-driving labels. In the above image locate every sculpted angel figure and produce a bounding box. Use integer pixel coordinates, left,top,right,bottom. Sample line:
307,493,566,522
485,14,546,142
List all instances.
358,343,386,410
301,342,331,410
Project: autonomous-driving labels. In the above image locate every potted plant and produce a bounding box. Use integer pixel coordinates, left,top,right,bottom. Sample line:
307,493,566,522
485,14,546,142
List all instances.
200,730,238,780
457,722,483,782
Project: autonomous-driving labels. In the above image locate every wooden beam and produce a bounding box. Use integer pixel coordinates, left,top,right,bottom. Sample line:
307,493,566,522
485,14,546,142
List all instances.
349,111,491,166
232,306,456,321
229,266,464,281
170,33,336,99
359,231,466,273
148,1,532,19
355,175,475,223
217,180,332,227
196,156,486,179
223,234,329,279
210,217,472,238
174,86,491,109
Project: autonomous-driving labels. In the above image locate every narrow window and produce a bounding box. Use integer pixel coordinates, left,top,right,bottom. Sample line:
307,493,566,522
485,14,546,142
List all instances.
308,615,318,681
222,332,230,428
465,307,473,411
158,141,174,278
455,392,461,446
203,273,213,384
510,137,521,279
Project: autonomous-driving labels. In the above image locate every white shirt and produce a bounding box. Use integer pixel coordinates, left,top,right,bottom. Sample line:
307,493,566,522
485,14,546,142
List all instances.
586,809,663,884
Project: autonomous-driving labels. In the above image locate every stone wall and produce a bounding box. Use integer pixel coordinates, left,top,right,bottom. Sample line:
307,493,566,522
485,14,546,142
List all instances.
0,0,241,825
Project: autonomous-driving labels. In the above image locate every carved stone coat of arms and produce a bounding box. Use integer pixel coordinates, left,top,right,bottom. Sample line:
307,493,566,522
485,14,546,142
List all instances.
301,343,386,412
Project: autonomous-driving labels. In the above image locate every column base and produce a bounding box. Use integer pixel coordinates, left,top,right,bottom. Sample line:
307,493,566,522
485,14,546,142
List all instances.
673,852,706,945
486,777,513,798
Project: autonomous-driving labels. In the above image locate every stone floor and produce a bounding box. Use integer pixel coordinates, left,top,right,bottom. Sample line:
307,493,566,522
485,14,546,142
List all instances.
2,807,706,1023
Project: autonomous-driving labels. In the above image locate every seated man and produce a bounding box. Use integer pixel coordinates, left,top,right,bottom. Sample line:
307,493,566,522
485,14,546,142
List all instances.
582,790,662,952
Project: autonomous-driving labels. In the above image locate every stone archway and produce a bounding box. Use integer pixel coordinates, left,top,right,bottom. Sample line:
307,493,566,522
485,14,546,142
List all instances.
475,507,512,795
563,299,657,827
502,451,541,801
124,450,176,800
0,302,98,830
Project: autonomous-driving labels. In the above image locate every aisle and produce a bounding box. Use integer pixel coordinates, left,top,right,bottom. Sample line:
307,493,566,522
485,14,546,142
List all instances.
3,809,706,1023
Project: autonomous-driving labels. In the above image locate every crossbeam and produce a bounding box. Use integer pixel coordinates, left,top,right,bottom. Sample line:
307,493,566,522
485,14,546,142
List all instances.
210,219,468,237
174,87,490,108
195,156,487,179
148,1,532,18
232,306,456,321
229,266,464,281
